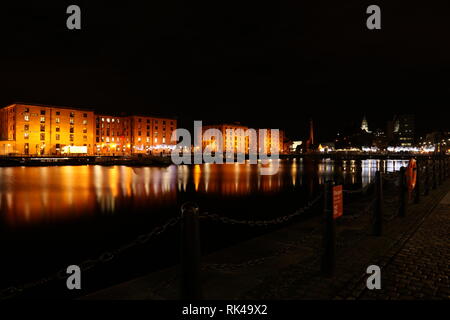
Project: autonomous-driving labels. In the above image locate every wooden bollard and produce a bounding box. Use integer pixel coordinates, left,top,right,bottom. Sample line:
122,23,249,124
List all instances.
414,161,420,204
424,162,430,196
432,159,437,190
321,180,335,277
180,202,202,300
373,171,383,236
399,167,407,217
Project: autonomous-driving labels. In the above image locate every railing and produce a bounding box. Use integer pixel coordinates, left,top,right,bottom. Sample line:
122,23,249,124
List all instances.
0,156,449,300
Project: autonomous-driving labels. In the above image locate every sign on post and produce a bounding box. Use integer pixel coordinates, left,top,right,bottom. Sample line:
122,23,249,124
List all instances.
333,185,343,219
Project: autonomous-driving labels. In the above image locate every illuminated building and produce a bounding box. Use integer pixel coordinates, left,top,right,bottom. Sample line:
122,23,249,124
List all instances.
202,123,287,154
0,103,177,156
129,116,177,154
0,103,95,155
95,115,131,155
361,115,371,133
202,123,252,154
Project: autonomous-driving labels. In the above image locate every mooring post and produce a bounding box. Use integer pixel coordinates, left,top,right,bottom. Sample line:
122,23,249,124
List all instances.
321,180,335,277
373,171,383,236
180,202,202,300
432,159,437,190
414,161,421,204
399,167,407,217
424,161,430,196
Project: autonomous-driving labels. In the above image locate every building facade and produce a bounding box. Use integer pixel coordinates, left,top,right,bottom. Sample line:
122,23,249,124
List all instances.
202,123,287,154
0,103,95,155
0,103,177,156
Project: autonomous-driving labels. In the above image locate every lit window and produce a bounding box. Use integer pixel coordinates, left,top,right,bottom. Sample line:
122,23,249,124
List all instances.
24,124,29,131
40,133,45,141
56,117,60,124
83,136,87,141
83,120,88,125
102,118,104,122
154,138,157,143
24,133,29,139
112,119,115,123
162,138,166,144
40,116,45,123
70,118,74,124
106,137,109,142
70,134,74,142
70,112,75,117
83,128,87,133
40,124,45,132
24,115,30,121
56,134,60,141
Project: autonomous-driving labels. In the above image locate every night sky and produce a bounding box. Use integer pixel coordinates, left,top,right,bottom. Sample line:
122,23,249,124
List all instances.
0,1,449,141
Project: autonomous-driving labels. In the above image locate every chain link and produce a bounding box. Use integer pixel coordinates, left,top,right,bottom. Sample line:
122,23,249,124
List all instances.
0,215,181,300
201,193,323,228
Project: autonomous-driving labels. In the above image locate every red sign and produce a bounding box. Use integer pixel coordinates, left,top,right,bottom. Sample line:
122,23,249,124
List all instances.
333,185,343,219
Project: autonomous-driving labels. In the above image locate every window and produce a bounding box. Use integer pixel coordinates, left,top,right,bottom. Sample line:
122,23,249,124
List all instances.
96,137,99,142
56,126,60,132
56,117,60,124
40,124,45,132
96,129,99,135
147,125,150,130
56,111,60,115
155,126,158,130
24,124,29,131
70,112,75,117
83,113,87,118
83,128,87,134
83,120,88,125
83,135,87,141
24,133,29,139
147,119,150,123
162,138,166,144
40,133,45,141
41,110,46,115
106,137,109,142
24,115,30,121
138,137,141,142
147,131,150,136
70,126,74,133
24,108,29,112
138,131,141,136
56,134,60,141
146,137,150,143
163,121,166,125
40,116,45,123
138,118,142,122
107,118,110,123
70,134,74,142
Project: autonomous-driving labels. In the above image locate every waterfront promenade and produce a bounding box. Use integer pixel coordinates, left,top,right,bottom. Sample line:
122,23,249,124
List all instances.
84,177,450,300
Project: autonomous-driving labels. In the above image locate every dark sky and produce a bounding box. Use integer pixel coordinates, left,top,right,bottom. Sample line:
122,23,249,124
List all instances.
0,1,449,141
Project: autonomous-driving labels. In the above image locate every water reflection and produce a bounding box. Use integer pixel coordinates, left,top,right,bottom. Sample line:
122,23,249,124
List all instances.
0,159,410,226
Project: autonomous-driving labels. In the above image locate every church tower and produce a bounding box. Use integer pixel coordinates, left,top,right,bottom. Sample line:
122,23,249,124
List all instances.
361,115,370,133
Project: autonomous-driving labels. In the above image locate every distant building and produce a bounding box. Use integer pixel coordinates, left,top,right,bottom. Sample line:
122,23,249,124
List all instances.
202,123,287,154
396,114,415,147
361,115,371,133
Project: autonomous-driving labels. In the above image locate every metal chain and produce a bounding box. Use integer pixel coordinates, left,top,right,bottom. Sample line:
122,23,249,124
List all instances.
201,193,323,228
0,215,181,300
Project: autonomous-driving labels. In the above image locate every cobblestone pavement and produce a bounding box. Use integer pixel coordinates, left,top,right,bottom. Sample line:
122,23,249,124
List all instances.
358,201,450,299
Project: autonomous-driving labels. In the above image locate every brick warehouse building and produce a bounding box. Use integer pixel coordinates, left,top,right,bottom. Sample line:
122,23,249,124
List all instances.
0,103,177,156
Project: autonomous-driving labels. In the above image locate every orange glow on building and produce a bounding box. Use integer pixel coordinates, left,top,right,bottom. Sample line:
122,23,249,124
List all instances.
0,103,95,155
0,103,177,156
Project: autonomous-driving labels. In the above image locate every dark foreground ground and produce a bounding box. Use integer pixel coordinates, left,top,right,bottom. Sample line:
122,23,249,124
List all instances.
84,178,450,300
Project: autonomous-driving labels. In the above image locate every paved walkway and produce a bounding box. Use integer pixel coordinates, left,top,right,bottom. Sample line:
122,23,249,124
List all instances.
358,192,450,299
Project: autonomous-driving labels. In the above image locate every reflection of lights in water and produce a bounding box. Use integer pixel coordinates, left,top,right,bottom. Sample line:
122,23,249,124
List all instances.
194,165,201,191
